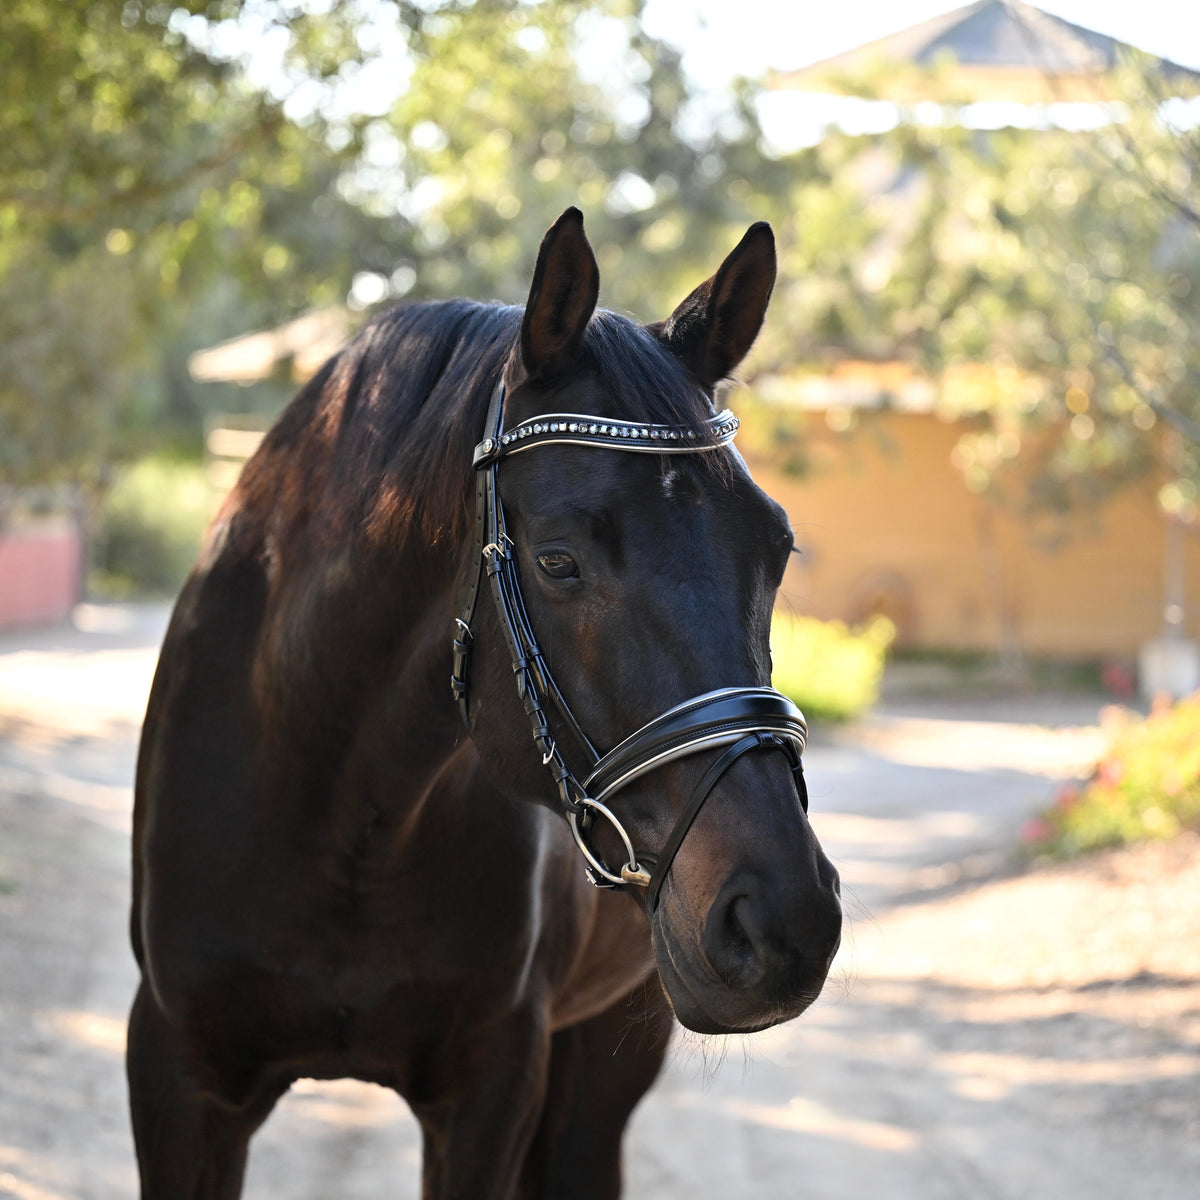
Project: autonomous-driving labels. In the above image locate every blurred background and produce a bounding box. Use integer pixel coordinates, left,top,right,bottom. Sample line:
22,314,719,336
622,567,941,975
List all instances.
1,0,1197,683
1,2,1199,1197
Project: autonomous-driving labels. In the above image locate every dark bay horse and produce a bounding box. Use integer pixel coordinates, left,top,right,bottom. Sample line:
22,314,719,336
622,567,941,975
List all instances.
128,208,842,1199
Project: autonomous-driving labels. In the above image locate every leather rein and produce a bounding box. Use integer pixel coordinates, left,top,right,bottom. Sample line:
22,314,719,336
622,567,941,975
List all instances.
451,377,809,913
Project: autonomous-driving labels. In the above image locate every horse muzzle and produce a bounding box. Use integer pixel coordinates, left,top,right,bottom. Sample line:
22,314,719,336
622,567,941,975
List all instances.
645,772,843,1035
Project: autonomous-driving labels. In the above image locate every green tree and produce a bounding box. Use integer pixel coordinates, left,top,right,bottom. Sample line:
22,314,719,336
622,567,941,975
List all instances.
342,0,798,318
2,0,811,496
0,0,406,489
754,63,1200,530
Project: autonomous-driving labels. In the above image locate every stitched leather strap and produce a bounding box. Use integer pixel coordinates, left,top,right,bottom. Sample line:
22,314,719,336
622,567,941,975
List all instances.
584,688,807,805
451,377,507,724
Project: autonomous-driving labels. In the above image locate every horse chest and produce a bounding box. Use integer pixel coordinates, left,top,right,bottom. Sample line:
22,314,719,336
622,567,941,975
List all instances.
247,828,654,1048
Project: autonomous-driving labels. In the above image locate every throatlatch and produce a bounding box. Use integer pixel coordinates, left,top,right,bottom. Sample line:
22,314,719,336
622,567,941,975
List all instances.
452,378,809,912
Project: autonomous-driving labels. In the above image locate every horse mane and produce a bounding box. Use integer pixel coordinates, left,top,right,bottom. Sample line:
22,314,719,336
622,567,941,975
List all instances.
233,299,722,560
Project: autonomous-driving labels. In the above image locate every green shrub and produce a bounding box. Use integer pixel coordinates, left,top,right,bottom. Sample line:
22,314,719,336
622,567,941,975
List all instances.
1023,695,1200,857
771,611,895,723
91,456,216,597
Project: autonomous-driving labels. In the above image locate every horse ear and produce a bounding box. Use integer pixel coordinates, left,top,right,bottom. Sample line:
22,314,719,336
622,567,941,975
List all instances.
519,207,600,379
653,222,776,388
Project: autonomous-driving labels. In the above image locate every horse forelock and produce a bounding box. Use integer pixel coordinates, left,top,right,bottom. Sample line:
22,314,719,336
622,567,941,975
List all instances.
348,303,731,554
580,310,721,434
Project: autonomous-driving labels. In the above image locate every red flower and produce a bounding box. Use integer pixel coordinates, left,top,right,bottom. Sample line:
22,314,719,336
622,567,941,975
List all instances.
1021,818,1053,844
1055,784,1082,810
1101,662,1137,698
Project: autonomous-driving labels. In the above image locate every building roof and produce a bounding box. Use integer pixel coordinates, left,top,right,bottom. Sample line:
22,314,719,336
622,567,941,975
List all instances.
187,307,354,385
777,0,1200,103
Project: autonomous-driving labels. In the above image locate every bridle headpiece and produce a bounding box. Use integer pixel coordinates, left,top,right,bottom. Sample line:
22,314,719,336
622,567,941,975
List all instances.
452,378,809,912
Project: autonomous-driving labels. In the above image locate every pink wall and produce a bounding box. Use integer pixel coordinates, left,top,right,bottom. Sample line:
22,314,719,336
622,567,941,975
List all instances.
0,519,83,629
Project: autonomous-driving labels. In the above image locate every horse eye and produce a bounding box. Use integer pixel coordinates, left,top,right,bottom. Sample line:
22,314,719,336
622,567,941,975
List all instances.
536,551,579,580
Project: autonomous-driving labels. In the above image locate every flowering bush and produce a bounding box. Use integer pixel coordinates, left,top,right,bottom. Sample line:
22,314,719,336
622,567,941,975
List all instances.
1023,694,1200,857
770,611,895,724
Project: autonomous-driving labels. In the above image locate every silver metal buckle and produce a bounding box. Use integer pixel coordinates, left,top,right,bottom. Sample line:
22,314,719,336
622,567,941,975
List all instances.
482,531,514,562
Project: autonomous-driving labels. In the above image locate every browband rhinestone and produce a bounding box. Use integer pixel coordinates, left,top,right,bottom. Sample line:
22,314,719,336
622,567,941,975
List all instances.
473,409,739,467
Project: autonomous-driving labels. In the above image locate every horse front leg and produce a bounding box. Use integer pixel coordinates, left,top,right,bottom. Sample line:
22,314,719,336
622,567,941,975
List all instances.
412,1009,552,1200
126,982,286,1200
517,973,674,1200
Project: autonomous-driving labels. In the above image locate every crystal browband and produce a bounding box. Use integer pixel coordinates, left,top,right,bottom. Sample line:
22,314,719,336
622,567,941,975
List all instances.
473,409,739,467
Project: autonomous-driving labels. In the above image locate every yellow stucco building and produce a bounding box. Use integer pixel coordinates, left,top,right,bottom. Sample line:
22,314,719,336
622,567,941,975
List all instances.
747,404,1200,661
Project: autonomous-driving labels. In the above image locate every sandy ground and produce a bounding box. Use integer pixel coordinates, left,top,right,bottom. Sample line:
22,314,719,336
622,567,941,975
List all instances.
0,605,1196,1200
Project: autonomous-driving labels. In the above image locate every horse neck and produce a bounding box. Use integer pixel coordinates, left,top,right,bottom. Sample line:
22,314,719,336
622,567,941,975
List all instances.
229,328,490,828
251,521,468,822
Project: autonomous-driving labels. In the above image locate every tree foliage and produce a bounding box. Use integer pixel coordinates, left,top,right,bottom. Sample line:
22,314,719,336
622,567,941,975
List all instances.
1,0,800,491
5,0,1197,544
0,0,407,486
344,0,796,316
756,63,1200,528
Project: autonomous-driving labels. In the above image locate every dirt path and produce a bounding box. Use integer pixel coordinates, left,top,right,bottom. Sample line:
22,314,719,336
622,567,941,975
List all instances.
0,607,1196,1200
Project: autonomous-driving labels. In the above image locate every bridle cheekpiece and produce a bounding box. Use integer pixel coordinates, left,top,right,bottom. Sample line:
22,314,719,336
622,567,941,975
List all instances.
452,377,809,913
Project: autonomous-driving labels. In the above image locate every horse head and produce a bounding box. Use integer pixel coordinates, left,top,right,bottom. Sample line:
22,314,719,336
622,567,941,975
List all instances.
461,209,842,1035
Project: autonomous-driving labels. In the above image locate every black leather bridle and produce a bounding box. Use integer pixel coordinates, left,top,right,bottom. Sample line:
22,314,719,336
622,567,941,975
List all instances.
452,376,809,913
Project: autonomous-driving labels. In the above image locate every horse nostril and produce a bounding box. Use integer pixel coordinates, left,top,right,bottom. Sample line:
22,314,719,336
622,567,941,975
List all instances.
701,869,844,1002
703,890,768,989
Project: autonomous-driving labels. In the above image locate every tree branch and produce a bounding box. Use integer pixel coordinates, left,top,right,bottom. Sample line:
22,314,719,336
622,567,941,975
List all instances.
1102,341,1200,448
0,111,286,228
